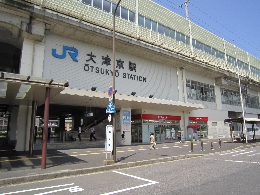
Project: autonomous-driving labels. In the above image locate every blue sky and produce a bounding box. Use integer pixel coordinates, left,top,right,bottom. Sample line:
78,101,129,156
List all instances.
152,0,260,59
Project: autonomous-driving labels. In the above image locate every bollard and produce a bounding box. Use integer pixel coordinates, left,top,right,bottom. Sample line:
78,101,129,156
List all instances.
211,141,214,150
190,141,193,152
219,139,222,148
201,140,204,151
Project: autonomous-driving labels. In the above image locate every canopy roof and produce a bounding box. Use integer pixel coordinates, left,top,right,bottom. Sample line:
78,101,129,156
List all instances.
224,117,260,124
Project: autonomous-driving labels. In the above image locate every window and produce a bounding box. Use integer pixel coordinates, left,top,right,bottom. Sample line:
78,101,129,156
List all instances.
82,0,91,5
164,27,170,37
186,36,190,45
93,0,102,10
151,21,157,32
145,18,151,30
169,29,175,39
129,10,135,22
103,0,111,13
112,3,120,17
176,31,181,41
180,33,186,44
121,7,128,20
158,24,164,35
138,15,144,27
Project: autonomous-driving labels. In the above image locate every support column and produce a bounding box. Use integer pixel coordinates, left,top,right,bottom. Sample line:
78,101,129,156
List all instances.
41,87,51,169
59,115,65,141
29,101,37,156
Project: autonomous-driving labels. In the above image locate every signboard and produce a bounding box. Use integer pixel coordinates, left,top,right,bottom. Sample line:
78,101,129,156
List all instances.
106,101,116,113
122,110,131,132
105,125,113,152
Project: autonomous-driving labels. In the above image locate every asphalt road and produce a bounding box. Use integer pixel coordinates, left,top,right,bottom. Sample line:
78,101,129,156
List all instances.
1,145,260,195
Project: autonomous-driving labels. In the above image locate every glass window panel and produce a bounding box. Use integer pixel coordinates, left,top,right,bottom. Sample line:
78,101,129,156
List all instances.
186,36,190,45
103,0,111,13
169,29,175,39
93,0,102,9
138,15,144,27
151,21,157,32
158,24,164,35
112,4,120,17
82,0,91,5
164,27,169,37
181,33,186,44
204,45,211,54
145,18,151,29
121,7,128,20
129,10,135,22
176,31,181,41
192,39,196,47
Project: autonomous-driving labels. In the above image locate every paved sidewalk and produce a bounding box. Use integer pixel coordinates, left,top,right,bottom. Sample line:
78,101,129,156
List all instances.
0,139,259,186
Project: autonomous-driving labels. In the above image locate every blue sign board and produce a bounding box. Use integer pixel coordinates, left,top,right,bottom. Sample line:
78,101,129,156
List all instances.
106,101,116,114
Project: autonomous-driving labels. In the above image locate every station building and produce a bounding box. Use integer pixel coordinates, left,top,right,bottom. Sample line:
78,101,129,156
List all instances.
0,0,260,151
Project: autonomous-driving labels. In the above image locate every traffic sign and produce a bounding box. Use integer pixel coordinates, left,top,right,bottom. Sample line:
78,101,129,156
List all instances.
106,101,116,113
107,86,114,97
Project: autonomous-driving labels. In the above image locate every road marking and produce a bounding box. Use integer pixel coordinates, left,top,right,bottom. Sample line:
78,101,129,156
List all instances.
162,147,169,148
0,183,82,195
205,158,260,164
101,171,158,195
138,149,147,150
127,150,135,152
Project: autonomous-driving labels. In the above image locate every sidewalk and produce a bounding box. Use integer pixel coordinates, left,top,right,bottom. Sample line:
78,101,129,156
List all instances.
0,138,259,186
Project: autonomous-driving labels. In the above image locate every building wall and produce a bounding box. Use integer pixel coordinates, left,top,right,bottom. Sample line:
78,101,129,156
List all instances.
43,33,179,100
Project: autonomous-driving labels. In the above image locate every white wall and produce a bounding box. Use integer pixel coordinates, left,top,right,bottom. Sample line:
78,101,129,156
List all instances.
43,33,178,100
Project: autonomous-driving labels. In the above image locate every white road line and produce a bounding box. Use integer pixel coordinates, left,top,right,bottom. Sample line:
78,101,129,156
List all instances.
101,171,159,195
0,183,75,195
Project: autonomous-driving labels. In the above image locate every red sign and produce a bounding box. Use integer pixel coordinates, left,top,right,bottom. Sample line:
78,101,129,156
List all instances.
189,117,208,122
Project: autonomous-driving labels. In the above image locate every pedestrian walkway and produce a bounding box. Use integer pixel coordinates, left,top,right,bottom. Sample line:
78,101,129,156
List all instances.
0,138,259,186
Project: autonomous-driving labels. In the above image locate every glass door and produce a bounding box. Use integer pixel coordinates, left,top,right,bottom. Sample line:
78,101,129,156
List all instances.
131,124,142,143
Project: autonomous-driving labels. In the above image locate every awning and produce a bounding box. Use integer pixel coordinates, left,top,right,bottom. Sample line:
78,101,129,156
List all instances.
0,72,68,106
224,117,260,124
55,87,204,112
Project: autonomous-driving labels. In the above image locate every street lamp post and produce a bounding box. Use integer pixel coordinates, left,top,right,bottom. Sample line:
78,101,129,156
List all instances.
112,0,122,163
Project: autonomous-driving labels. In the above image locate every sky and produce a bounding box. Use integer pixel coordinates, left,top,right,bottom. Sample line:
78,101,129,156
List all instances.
152,0,260,60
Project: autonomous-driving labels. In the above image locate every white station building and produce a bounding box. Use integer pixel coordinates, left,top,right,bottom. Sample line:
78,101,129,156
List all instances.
0,0,260,152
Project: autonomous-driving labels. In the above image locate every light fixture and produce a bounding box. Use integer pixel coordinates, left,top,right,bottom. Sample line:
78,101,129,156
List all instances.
149,95,153,98
131,92,136,96
91,87,97,91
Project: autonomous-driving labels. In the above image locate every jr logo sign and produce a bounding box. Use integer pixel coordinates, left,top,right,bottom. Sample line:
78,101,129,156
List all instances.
52,45,78,62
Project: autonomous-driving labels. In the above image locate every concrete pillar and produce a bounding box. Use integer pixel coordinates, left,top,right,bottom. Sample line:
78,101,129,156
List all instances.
20,38,34,75
215,85,222,110
16,104,32,151
19,39,45,77
9,106,19,141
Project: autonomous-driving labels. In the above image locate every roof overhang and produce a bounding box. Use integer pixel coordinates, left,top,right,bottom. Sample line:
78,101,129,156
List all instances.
0,72,68,106
224,117,260,124
53,88,204,112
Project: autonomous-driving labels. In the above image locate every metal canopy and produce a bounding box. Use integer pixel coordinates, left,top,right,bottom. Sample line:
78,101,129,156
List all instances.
224,117,260,125
0,72,68,106
54,88,204,112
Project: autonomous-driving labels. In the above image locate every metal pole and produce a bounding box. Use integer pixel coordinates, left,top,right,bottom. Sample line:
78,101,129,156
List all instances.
238,74,247,143
112,0,122,163
41,87,51,169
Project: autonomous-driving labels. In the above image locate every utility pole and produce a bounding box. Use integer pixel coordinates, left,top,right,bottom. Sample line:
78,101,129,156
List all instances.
181,0,194,56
